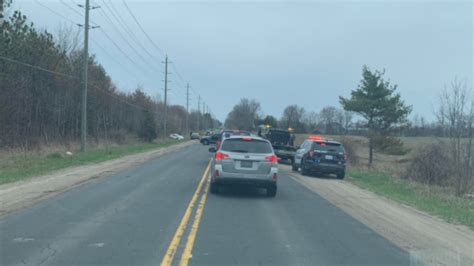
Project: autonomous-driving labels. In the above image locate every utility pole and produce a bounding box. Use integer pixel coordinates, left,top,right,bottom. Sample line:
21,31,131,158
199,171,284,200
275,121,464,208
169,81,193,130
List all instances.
163,55,169,137
197,95,201,132
186,83,190,135
202,101,206,131
78,0,99,152
80,0,90,152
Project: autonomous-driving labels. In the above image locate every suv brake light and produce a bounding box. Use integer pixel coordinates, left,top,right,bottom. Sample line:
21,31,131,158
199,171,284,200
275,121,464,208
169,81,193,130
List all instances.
215,152,229,161
308,151,315,157
265,155,278,163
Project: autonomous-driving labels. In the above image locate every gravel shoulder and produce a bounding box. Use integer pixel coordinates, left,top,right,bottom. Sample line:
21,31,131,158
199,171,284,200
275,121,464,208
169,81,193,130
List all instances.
0,141,196,217
281,165,474,266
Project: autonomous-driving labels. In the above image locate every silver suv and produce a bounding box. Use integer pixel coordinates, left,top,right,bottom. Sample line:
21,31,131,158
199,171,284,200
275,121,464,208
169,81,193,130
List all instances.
209,135,278,197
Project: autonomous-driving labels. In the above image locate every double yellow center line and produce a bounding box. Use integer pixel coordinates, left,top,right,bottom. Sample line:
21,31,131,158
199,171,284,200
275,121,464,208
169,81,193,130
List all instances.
160,160,212,266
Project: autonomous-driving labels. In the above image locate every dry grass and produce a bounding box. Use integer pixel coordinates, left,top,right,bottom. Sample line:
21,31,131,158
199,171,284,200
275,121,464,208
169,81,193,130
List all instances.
0,136,148,168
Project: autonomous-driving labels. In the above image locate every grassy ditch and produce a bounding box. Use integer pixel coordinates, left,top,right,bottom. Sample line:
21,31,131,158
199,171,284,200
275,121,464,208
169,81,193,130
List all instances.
348,170,474,230
0,140,184,184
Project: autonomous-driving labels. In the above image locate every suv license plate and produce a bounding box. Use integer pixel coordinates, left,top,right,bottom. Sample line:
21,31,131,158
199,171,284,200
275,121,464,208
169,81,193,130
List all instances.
325,155,334,160
241,161,253,168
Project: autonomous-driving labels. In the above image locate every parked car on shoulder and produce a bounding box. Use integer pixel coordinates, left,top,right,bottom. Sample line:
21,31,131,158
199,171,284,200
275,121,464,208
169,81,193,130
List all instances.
190,132,201,140
209,135,278,197
292,135,347,179
169,133,185,140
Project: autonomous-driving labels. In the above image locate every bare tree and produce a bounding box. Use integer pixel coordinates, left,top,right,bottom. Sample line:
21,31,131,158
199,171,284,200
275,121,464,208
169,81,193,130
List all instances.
303,111,319,132
319,106,338,134
55,24,82,56
281,105,306,132
437,78,473,195
225,98,261,130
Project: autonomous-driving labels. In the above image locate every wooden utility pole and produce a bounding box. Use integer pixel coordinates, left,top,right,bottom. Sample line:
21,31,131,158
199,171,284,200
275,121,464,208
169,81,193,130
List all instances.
197,95,201,132
80,0,90,152
186,83,190,135
163,55,169,137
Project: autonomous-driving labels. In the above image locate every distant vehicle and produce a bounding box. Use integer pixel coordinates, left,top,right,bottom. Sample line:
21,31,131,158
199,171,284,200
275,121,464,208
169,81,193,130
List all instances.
190,132,201,140
169,133,185,140
200,133,220,145
292,136,347,179
260,127,297,164
209,135,278,197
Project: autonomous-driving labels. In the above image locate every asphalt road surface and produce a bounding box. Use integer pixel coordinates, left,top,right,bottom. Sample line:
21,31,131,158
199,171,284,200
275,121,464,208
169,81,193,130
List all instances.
0,144,410,266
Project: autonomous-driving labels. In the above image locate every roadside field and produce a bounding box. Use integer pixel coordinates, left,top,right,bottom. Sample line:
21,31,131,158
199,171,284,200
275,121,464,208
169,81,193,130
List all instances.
349,170,474,229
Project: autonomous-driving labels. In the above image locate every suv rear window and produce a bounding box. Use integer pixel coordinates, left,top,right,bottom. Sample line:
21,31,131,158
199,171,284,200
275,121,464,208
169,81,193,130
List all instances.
221,139,273,154
312,141,344,153
222,131,251,140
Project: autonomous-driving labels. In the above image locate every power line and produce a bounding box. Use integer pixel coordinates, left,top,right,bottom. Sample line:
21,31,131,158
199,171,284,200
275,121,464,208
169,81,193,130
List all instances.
46,0,156,86
91,84,154,112
0,55,79,79
35,0,209,119
121,0,165,57
35,0,80,25
121,0,205,107
97,0,158,74
105,0,161,65
59,0,84,17
89,39,144,85
97,27,152,76
0,55,158,114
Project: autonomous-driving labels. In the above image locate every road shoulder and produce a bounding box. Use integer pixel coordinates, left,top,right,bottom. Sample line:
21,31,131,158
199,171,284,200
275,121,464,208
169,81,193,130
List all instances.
0,141,196,217
281,165,474,266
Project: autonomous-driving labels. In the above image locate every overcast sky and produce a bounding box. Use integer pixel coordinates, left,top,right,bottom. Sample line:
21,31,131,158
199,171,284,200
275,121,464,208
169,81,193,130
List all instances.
8,0,473,122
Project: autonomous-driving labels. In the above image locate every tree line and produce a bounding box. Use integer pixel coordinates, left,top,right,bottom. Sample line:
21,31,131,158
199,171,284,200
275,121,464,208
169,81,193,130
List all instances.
0,5,218,149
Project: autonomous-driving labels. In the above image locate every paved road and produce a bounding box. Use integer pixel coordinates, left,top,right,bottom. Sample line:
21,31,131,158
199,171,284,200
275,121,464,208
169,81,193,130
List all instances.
0,144,410,265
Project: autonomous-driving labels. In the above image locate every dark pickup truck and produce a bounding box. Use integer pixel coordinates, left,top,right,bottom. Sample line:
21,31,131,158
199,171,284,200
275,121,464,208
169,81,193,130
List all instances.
260,128,297,164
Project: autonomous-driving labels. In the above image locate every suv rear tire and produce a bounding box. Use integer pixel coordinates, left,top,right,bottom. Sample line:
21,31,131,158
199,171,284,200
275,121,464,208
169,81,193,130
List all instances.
202,139,209,145
337,172,345,179
301,162,310,176
210,182,219,194
291,163,298,172
266,185,277,197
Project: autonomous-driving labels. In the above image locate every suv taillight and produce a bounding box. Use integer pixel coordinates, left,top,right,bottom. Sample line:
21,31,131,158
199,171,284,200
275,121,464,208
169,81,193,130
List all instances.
215,152,229,161
343,153,348,161
308,151,315,157
265,155,278,163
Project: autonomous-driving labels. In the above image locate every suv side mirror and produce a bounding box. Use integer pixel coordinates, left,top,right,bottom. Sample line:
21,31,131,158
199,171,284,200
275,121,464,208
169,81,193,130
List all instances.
208,147,216,153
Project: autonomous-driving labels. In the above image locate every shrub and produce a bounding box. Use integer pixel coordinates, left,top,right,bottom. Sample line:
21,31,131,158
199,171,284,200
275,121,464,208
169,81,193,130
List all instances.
46,152,62,159
405,144,452,186
340,137,359,165
109,129,128,144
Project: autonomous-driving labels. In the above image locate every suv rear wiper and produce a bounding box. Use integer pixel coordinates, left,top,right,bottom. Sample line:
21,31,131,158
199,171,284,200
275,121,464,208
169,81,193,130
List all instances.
230,149,249,153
